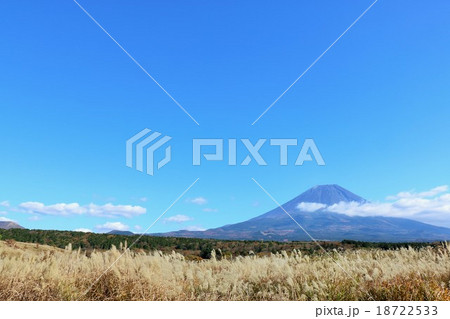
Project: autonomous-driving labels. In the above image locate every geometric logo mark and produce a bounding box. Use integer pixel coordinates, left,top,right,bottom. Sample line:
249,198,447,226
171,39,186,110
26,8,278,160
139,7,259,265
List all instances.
126,128,172,176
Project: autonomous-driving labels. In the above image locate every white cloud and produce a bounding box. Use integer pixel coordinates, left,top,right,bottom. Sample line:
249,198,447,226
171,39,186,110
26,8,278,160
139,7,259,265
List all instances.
0,201,10,208
188,197,207,205
386,185,448,200
202,208,218,212
85,203,146,218
0,211,7,216
95,222,129,232
19,202,85,216
324,185,450,228
134,225,142,231
139,197,148,202
183,225,206,231
74,228,92,233
18,202,146,218
297,202,327,212
0,217,15,222
164,214,193,223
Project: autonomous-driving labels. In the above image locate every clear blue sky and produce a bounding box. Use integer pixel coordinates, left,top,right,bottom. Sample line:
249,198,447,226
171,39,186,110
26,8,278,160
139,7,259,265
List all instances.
1,0,449,232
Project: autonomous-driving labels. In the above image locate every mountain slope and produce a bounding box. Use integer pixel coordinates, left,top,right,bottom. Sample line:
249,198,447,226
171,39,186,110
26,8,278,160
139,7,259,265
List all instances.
107,230,134,236
0,221,25,230
156,185,450,242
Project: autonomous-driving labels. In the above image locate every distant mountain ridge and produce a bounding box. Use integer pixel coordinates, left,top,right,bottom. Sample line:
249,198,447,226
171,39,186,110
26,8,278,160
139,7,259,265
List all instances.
155,184,450,242
107,230,134,236
0,221,25,230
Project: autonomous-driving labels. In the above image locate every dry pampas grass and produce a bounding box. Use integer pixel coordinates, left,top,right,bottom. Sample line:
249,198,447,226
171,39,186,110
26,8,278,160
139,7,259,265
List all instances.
1,240,450,301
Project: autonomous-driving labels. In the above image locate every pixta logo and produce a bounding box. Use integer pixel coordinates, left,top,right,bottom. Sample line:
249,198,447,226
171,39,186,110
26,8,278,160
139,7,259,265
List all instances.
126,129,172,176
126,130,325,176
193,138,325,166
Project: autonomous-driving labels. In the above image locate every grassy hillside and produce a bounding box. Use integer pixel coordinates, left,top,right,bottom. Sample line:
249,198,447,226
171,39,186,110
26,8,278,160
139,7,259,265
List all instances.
1,239,450,300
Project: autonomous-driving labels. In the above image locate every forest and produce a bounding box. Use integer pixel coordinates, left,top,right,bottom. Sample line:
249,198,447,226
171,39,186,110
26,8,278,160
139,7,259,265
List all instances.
0,228,438,259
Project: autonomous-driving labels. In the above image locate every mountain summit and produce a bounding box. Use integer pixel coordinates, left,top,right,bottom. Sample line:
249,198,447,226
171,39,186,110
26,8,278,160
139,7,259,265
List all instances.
253,185,366,220
293,184,366,205
156,184,450,242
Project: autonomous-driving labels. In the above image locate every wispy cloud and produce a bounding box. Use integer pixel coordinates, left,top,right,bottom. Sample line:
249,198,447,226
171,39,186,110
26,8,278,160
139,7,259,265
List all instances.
95,222,129,232
18,202,146,218
202,208,218,212
0,217,15,222
252,201,260,207
183,225,206,231
386,185,448,200
188,197,207,205
85,203,145,218
0,201,10,208
297,202,327,212
164,214,193,223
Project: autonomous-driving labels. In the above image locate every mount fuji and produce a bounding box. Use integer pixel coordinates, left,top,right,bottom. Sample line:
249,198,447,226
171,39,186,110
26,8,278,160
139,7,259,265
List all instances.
155,185,450,242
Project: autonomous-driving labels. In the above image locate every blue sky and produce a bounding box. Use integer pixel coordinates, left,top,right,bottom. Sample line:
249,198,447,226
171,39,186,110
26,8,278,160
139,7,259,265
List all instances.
1,0,449,232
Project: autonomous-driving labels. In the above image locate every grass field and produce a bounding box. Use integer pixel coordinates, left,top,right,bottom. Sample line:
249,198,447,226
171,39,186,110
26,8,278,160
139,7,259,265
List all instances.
1,239,450,301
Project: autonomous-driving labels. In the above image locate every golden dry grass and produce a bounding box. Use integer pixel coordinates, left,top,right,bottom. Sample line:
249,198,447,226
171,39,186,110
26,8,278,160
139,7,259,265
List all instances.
1,240,450,301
